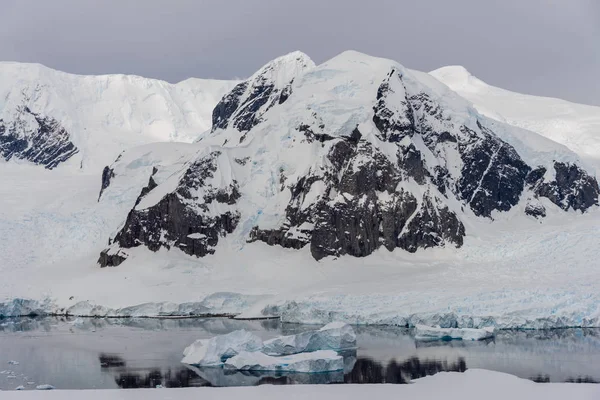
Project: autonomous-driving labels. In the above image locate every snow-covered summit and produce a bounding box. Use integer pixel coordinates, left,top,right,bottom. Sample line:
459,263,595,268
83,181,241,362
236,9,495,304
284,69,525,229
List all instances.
249,51,315,86
98,50,599,266
0,61,238,171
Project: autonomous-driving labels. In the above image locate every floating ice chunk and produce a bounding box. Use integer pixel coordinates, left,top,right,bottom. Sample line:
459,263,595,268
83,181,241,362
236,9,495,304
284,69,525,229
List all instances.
7,360,19,365
181,329,263,365
262,321,356,355
414,325,495,341
15,386,25,390
225,350,343,373
36,384,55,390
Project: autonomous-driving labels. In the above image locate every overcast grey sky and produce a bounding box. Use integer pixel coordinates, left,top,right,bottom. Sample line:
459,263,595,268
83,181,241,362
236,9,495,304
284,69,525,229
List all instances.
1,0,598,105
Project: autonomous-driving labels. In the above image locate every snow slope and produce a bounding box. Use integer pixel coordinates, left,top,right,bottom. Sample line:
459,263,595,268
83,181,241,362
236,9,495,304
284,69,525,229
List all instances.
430,66,600,173
0,52,599,329
0,62,237,171
0,370,598,398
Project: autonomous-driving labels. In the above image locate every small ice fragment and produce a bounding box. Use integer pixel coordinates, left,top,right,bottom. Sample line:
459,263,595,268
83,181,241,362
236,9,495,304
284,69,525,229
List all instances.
7,361,19,365
15,386,25,390
36,384,55,390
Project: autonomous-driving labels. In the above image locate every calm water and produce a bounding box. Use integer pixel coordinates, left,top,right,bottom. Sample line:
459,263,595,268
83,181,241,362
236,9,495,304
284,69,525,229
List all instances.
0,317,598,390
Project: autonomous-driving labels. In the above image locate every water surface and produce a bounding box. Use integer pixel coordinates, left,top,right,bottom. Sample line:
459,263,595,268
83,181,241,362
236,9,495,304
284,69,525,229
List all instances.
0,317,598,390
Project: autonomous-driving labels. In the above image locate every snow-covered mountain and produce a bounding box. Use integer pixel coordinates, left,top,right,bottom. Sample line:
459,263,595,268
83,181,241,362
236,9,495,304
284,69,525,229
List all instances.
98,51,599,266
1,52,599,329
0,62,238,171
430,66,600,172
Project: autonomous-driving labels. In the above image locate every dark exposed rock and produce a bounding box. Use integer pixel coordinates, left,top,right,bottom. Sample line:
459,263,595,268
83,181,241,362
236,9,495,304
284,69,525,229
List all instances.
134,167,159,207
279,80,293,104
98,166,115,201
234,157,250,165
212,82,248,131
298,124,335,143
97,248,127,268
233,84,276,132
0,107,78,169
373,70,531,218
456,128,531,217
525,201,547,218
372,69,415,142
397,195,465,252
398,144,430,185
251,133,465,260
99,152,241,266
527,163,599,212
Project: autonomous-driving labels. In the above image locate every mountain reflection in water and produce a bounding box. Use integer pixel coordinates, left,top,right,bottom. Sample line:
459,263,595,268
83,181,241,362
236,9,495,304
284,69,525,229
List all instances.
106,352,467,388
0,317,598,390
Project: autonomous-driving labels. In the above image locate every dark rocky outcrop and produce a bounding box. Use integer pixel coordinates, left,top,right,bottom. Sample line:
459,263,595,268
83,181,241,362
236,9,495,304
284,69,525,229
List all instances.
251,132,465,260
0,107,78,169
98,248,128,268
98,152,241,267
372,70,531,218
211,82,248,131
527,163,599,212
456,126,531,217
98,166,115,201
525,201,547,218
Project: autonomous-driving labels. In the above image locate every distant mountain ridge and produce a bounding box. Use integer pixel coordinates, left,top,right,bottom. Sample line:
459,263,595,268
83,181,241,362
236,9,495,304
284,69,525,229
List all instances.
0,61,238,171
430,65,600,173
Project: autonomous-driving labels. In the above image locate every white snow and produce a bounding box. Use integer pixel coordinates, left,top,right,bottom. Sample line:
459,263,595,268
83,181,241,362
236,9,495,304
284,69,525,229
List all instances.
414,324,495,341
263,322,356,355
430,65,600,173
0,52,599,331
181,330,263,366
224,349,343,373
0,62,238,172
1,370,598,398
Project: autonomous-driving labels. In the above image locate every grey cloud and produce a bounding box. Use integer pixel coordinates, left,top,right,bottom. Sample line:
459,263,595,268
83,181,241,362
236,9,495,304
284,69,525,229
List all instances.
0,0,598,104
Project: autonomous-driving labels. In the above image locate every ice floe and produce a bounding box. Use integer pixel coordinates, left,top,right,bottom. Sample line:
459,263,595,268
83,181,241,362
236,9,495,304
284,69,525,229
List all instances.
224,350,343,373
181,329,263,366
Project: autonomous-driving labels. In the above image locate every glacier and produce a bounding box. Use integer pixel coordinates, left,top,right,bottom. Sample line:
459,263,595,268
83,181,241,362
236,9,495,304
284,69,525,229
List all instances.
0,51,599,331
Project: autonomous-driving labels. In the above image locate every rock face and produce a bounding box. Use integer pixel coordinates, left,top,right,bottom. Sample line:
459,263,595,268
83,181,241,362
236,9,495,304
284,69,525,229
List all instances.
0,106,78,169
527,162,599,212
99,151,241,266
250,132,465,260
98,51,599,266
98,166,115,201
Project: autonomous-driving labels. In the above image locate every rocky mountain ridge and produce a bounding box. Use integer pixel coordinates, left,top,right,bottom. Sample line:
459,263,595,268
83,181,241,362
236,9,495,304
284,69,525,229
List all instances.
97,51,599,266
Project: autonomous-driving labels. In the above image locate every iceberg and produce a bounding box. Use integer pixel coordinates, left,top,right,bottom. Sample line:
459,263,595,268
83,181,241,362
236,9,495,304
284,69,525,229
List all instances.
262,322,356,355
181,329,263,365
224,350,344,373
414,324,495,341
36,384,56,390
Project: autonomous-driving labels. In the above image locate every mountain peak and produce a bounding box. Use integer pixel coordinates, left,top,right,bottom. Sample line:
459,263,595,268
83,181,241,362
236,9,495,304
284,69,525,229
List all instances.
429,65,487,91
250,51,315,87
